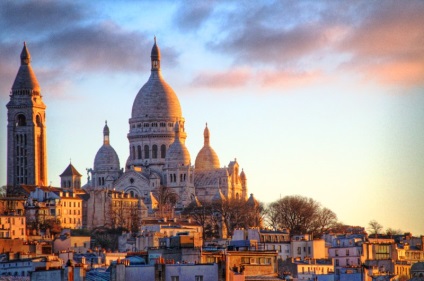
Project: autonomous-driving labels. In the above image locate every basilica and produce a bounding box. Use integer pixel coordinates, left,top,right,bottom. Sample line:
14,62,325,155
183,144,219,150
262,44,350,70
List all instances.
6,39,248,213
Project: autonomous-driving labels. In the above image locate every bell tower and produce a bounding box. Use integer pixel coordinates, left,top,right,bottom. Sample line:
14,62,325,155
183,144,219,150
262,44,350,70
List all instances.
6,42,48,186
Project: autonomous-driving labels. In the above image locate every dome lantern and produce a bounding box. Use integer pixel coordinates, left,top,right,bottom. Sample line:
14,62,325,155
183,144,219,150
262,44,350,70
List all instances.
151,36,161,71
103,120,110,145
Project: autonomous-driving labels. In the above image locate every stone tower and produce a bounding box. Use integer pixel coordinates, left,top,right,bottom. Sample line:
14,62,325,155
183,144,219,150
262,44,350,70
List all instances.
6,43,47,186
60,162,82,190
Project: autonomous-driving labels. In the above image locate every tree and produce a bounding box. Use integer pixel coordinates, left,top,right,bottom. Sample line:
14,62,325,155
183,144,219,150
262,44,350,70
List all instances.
313,207,338,234
182,200,215,242
368,220,383,237
385,227,403,236
129,206,141,234
212,197,263,238
264,195,338,236
155,185,178,218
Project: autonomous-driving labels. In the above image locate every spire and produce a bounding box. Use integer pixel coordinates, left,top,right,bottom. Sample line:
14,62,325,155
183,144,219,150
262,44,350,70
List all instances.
203,123,210,146
103,121,110,145
174,120,180,139
11,42,41,94
151,36,161,71
20,42,30,65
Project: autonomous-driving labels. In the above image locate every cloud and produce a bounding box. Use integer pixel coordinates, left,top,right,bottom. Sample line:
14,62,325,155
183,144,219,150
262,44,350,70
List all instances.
260,69,324,88
191,68,252,88
336,1,424,86
190,67,325,90
0,1,180,100
173,1,216,31
0,1,86,39
178,0,424,88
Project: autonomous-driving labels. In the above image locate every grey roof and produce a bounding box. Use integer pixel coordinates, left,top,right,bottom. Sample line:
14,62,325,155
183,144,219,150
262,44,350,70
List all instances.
94,144,120,171
12,43,40,92
60,163,82,177
194,168,228,187
131,40,181,121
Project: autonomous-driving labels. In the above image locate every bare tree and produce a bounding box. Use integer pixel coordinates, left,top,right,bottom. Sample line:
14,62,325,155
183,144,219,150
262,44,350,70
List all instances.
368,220,383,237
313,207,338,235
155,185,178,218
264,195,338,236
385,227,403,236
182,200,214,242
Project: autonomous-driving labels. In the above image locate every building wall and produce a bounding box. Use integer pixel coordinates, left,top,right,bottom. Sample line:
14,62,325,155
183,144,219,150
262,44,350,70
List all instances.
225,251,278,279
164,263,218,281
291,239,326,259
53,236,91,254
0,215,26,239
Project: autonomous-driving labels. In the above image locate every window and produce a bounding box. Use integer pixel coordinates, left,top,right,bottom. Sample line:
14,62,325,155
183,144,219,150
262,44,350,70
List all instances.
375,245,391,260
195,276,203,281
161,144,166,158
171,276,179,281
144,145,149,159
335,259,339,266
152,145,158,159
297,247,301,255
137,145,142,159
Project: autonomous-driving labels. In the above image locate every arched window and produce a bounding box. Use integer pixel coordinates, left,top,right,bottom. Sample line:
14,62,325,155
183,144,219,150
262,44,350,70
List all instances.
144,145,149,159
16,114,26,126
137,145,142,159
152,145,158,159
36,115,42,127
161,144,166,158
132,146,136,160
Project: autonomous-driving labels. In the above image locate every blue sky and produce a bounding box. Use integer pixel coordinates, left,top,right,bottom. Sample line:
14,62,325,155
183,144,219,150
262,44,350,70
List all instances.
1,0,424,235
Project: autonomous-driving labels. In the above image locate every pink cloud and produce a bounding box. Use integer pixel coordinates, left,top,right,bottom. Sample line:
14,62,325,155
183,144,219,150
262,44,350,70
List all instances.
259,69,325,88
337,1,424,86
191,68,252,88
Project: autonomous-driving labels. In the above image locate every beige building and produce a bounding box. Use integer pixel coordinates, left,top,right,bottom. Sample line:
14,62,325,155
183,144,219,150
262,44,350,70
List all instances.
17,185,84,229
86,188,147,230
0,215,26,239
291,234,327,260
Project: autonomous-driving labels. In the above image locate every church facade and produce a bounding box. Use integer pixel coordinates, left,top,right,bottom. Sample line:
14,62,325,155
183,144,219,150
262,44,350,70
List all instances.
86,39,248,209
5,40,248,218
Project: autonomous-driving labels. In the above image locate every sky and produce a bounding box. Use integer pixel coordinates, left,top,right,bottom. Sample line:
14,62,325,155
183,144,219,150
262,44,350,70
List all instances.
0,0,423,235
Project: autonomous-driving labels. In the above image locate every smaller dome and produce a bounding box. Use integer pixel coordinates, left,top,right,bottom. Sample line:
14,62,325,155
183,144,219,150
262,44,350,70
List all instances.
195,123,220,170
94,123,120,171
247,193,258,207
166,121,191,166
240,169,246,180
94,146,120,171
